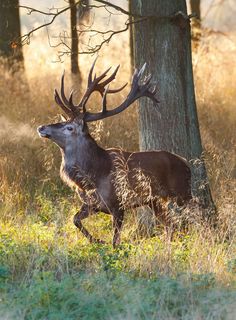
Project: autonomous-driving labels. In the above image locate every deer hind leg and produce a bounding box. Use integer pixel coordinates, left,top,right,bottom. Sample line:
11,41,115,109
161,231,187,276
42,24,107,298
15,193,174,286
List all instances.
152,201,175,240
73,204,105,244
112,209,124,248
153,201,168,225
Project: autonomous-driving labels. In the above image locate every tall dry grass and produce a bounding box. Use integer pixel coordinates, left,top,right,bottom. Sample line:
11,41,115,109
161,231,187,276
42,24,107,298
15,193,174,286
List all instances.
193,31,236,239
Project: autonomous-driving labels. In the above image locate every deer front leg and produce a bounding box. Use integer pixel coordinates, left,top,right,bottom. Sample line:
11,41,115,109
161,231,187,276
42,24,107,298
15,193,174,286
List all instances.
73,204,105,244
112,209,124,248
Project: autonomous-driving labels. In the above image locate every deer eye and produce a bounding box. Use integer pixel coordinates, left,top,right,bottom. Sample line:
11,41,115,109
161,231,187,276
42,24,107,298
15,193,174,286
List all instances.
67,126,73,131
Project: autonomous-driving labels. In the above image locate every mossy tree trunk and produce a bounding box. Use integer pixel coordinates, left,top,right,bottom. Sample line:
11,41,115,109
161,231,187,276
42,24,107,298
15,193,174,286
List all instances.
129,0,215,218
0,0,24,71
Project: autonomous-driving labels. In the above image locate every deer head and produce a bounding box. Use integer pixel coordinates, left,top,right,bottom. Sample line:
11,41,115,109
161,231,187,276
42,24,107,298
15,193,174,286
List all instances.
37,59,159,149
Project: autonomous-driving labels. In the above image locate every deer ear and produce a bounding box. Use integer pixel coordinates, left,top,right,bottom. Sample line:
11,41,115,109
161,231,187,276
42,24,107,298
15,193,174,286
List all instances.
59,114,67,122
80,119,89,133
80,119,85,131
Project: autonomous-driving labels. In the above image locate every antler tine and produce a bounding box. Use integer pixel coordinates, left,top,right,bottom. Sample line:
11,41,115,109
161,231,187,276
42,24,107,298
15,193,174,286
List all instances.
69,90,74,106
143,74,152,86
130,68,140,90
88,57,98,86
94,66,112,84
151,85,158,95
99,65,128,95
138,62,147,77
87,58,112,86
54,89,73,118
53,73,81,119
95,65,127,96
99,65,119,88
106,82,128,94
83,63,159,122
76,59,127,112
102,85,109,114
131,63,147,88
62,74,79,114
60,73,73,109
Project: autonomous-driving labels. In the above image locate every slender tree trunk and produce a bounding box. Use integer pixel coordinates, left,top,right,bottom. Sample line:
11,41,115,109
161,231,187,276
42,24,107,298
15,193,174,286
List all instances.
77,0,90,23
190,0,201,45
69,0,80,77
190,0,201,20
130,0,215,218
0,0,24,71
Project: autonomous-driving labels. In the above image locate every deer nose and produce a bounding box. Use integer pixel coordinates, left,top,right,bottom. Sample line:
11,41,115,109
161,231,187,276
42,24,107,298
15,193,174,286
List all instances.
37,125,51,138
37,125,45,132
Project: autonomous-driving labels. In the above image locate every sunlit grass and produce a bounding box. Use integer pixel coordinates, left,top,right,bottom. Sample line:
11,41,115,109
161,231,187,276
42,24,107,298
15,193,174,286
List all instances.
1,208,236,319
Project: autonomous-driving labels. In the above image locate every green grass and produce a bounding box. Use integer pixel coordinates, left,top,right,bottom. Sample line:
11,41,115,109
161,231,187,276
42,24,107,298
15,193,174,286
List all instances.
0,191,236,319
1,269,236,320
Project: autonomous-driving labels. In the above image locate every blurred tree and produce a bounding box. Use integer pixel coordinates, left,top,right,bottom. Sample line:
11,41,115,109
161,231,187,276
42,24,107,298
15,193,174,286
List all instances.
130,0,215,217
190,0,201,20
190,0,201,44
69,0,80,76
0,0,24,71
69,0,90,91
70,0,90,80
77,0,90,24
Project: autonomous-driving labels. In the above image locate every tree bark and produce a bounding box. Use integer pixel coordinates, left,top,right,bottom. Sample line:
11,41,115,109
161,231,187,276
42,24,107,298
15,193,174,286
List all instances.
69,0,81,76
0,0,24,71
190,0,201,20
129,0,215,218
190,0,201,44
77,0,90,24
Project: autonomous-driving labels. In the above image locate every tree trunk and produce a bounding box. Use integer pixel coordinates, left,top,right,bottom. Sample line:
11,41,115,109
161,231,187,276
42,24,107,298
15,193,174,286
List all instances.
130,0,215,218
0,0,24,71
190,0,201,44
77,0,90,24
69,0,81,77
190,0,201,20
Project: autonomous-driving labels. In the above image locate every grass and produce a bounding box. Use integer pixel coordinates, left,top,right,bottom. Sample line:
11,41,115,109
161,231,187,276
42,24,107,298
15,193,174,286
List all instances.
0,29,236,318
1,211,236,319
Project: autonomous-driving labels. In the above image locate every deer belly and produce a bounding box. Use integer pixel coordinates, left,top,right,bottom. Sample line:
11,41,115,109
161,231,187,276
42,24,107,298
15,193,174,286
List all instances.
95,176,118,213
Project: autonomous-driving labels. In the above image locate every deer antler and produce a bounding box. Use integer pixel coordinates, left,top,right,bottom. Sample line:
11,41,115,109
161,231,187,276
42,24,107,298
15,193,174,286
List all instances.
54,60,158,121
83,63,159,122
54,58,127,119
77,58,127,113
54,72,78,119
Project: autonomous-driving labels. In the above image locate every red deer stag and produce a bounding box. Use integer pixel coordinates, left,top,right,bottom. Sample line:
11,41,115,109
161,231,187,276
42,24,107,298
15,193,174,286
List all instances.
37,60,192,247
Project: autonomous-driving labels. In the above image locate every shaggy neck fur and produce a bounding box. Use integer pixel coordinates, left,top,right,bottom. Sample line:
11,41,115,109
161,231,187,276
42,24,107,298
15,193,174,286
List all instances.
60,133,112,190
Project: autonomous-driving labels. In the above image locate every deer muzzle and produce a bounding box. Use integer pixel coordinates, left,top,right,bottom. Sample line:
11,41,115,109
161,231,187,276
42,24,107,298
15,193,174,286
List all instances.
37,125,51,138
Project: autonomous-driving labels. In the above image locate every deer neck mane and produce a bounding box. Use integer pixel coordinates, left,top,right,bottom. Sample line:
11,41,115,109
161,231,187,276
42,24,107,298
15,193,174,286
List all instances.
60,134,111,190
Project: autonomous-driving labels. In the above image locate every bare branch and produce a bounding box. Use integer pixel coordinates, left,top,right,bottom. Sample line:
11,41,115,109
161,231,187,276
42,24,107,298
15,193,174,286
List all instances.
93,0,134,16
19,1,81,45
19,5,55,16
18,1,198,57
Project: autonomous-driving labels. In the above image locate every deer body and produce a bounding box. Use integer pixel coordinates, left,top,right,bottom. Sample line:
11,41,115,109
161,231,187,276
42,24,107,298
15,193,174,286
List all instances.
38,61,192,247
